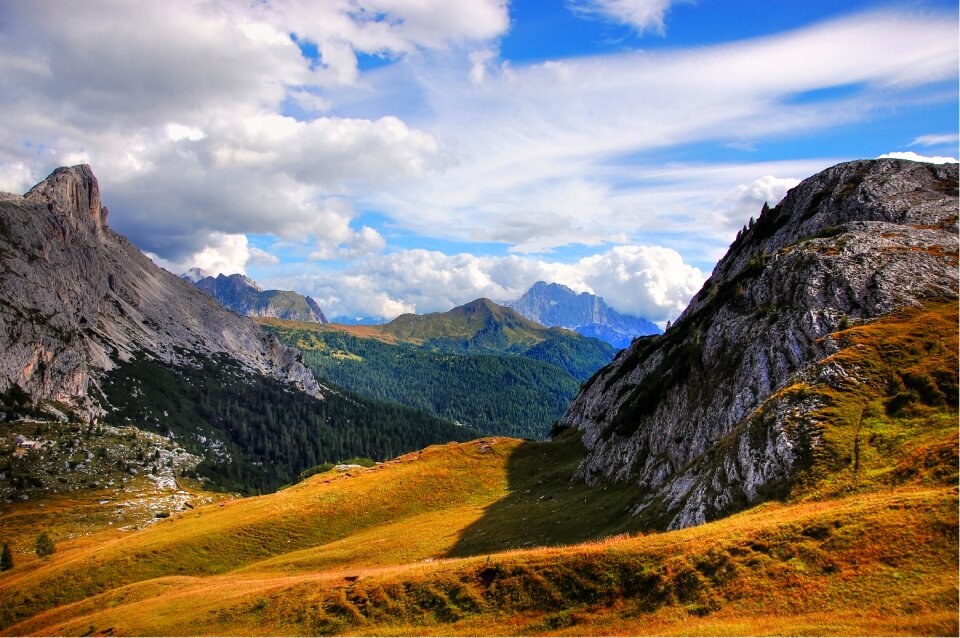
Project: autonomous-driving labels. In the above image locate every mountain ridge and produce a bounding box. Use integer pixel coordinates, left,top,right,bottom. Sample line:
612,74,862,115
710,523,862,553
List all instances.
183,271,329,324
508,281,660,348
0,165,320,415
561,158,958,530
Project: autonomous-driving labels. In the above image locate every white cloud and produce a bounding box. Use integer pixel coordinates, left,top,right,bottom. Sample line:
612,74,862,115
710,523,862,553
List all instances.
719,175,800,232
909,133,959,147
879,151,958,164
165,124,207,142
0,161,34,194
568,0,690,34
249,246,281,267
148,232,252,277
353,9,957,259
0,3,955,280
277,245,704,322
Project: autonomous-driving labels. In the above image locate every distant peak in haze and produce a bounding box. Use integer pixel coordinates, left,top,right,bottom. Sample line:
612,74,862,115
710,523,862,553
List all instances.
180,267,211,284
508,281,660,349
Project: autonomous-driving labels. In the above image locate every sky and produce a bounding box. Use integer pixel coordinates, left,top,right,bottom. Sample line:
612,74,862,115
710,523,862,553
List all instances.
0,0,957,323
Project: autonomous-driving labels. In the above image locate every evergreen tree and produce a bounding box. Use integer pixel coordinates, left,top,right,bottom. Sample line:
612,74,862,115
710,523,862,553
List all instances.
0,543,13,571
35,532,55,558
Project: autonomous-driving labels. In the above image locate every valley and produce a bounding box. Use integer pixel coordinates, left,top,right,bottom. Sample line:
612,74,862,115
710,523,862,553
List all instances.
259,298,616,439
0,158,956,636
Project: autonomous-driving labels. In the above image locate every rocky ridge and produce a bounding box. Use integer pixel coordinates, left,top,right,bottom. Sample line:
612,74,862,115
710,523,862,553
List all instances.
509,281,660,348
560,159,958,529
184,272,329,324
0,165,320,417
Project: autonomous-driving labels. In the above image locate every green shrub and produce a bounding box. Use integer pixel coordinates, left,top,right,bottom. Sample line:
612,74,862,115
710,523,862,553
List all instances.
35,532,55,558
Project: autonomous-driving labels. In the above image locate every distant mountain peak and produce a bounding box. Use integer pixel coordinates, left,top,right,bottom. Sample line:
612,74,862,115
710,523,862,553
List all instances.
183,271,327,324
508,282,659,349
180,267,211,283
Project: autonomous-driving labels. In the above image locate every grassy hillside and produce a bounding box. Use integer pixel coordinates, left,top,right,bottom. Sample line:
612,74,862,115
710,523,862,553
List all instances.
0,300,955,636
260,321,581,439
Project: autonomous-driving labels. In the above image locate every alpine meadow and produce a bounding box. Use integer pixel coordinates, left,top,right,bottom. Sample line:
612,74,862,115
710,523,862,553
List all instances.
0,1,957,637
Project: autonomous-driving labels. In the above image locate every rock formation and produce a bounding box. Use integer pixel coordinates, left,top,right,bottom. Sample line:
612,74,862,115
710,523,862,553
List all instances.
184,272,329,323
0,165,320,417
509,281,660,348
561,158,958,529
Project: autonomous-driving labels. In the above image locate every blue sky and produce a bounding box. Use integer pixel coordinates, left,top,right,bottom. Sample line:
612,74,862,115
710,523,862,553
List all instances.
0,0,957,322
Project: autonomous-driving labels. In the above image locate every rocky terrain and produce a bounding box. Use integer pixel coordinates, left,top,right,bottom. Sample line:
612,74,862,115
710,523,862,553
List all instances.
509,281,660,348
561,158,959,529
183,270,329,324
0,165,320,419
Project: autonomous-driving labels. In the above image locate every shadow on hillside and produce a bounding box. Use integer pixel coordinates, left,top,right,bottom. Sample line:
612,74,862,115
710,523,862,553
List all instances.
447,431,644,558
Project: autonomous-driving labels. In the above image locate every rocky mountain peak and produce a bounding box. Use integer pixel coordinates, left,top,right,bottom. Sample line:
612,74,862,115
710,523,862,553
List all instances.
180,267,211,283
0,164,321,416
509,280,659,348
24,164,109,237
561,158,958,530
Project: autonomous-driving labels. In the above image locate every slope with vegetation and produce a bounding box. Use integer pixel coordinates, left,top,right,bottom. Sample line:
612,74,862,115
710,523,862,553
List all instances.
99,349,480,494
0,159,955,636
380,298,616,380
563,158,959,529
0,165,477,497
260,319,581,439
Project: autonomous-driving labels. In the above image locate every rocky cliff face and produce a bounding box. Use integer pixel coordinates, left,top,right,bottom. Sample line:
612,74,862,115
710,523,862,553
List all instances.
509,281,659,348
185,272,328,324
0,165,320,416
561,159,958,529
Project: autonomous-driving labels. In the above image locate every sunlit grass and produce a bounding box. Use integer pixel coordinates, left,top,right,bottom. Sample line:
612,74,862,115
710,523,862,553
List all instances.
0,301,956,636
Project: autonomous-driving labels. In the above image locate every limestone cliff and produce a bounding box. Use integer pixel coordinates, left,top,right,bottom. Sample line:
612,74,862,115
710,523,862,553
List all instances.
0,165,320,416
561,159,958,529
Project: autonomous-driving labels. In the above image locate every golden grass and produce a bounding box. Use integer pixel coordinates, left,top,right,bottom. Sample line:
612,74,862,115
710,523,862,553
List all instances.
255,317,400,344
1,301,956,636
5,486,956,636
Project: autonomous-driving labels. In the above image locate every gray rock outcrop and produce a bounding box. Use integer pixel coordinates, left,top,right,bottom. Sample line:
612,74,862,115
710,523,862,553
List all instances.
0,165,320,416
560,159,958,529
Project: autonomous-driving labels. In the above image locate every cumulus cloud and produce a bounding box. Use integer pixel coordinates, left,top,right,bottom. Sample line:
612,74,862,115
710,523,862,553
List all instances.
0,0,489,265
277,245,704,322
148,233,253,277
718,175,800,232
567,0,690,34
0,2,955,279
878,151,959,164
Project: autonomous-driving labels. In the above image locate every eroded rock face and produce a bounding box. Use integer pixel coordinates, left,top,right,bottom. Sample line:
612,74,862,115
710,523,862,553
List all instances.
0,165,320,415
561,159,958,530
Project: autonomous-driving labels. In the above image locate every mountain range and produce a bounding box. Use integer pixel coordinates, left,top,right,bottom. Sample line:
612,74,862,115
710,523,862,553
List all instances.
0,166,476,493
260,298,617,438
0,158,955,636
508,281,660,348
182,269,328,323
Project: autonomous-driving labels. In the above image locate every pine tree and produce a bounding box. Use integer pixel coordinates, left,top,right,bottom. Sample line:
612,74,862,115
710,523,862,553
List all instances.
35,532,55,558
0,543,13,571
